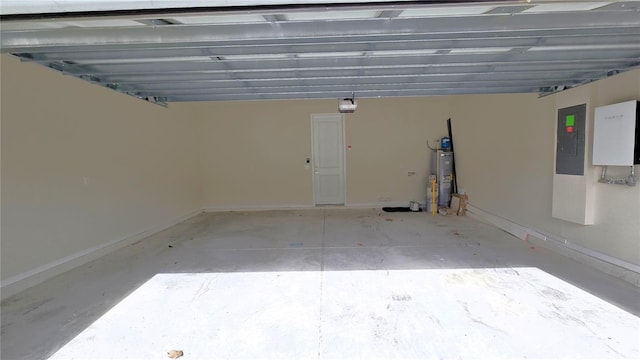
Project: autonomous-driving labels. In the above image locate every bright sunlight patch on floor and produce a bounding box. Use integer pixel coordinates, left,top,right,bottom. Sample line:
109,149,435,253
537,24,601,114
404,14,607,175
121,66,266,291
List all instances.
48,267,639,360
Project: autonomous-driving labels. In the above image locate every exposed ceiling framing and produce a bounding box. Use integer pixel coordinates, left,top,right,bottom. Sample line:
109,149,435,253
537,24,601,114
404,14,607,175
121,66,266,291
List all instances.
1,1,639,104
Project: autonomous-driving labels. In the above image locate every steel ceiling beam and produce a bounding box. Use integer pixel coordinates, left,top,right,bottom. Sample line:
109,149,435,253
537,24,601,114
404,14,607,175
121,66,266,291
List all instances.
21,34,640,64
48,50,638,77
165,86,544,102
8,26,640,55
96,61,636,84
123,76,589,92
100,64,633,84
2,1,639,102
60,62,637,84
3,11,638,51
132,80,584,97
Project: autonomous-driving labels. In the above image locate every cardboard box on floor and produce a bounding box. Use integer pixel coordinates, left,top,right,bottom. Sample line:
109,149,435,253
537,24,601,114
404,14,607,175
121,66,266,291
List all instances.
449,194,468,216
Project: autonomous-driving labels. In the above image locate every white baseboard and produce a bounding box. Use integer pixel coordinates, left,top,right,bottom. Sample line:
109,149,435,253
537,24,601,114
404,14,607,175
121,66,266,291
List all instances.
203,204,315,212
1,208,203,300
345,202,410,208
467,203,640,286
203,202,409,212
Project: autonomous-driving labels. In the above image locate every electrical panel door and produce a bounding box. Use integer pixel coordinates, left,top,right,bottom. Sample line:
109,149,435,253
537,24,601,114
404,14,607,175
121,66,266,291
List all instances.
556,104,586,175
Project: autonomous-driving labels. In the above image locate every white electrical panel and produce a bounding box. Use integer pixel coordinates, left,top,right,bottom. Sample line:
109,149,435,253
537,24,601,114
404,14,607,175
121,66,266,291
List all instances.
592,100,639,166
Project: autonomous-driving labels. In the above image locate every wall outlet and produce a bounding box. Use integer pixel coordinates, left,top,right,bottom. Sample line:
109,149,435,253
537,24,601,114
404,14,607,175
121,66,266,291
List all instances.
408,171,416,176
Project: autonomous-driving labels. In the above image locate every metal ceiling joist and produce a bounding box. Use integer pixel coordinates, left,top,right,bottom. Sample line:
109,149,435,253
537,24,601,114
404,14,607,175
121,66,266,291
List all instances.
20,33,640,65
122,77,588,92
165,86,545,102
134,81,576,97
98,65,629,83
8,26,640,55
89,63,637,88
56,58,635,80
2,0,640,102
3,12,638,51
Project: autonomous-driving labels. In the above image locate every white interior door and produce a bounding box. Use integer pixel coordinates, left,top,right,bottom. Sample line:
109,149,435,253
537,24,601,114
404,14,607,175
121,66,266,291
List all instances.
312,114,345,205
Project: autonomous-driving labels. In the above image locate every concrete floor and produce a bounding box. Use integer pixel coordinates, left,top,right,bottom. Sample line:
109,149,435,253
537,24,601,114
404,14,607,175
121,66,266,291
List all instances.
1,209,639,359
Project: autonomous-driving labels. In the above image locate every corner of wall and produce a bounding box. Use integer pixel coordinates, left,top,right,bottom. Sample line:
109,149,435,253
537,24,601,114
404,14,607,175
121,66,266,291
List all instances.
449,71,640,276
1,56,204,298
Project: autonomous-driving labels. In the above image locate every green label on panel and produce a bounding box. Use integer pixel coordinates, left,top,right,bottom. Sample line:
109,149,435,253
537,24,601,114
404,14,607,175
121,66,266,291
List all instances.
565,115,575,127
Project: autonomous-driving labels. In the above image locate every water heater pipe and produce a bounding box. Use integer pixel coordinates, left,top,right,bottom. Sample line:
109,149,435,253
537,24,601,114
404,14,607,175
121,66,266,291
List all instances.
431,176,437,215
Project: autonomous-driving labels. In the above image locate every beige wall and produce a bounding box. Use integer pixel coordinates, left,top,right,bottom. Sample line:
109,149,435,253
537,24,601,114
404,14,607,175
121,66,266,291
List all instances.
451,70,640,265
197,75,639,266
195,97,449,208
345,97,449,205
196,100,329,208
2,51,638,291
1,55,201,283
450,92,556,229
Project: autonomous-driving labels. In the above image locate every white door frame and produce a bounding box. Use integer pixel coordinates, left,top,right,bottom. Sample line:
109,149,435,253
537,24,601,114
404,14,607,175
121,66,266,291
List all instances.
311,113,347,206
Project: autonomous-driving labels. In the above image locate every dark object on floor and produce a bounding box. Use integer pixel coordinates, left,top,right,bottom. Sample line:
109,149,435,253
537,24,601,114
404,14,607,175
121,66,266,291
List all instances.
383,207,422,212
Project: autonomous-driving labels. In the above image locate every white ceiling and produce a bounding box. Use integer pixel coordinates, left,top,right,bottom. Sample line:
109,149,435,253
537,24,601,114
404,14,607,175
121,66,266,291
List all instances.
1,0,639,104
